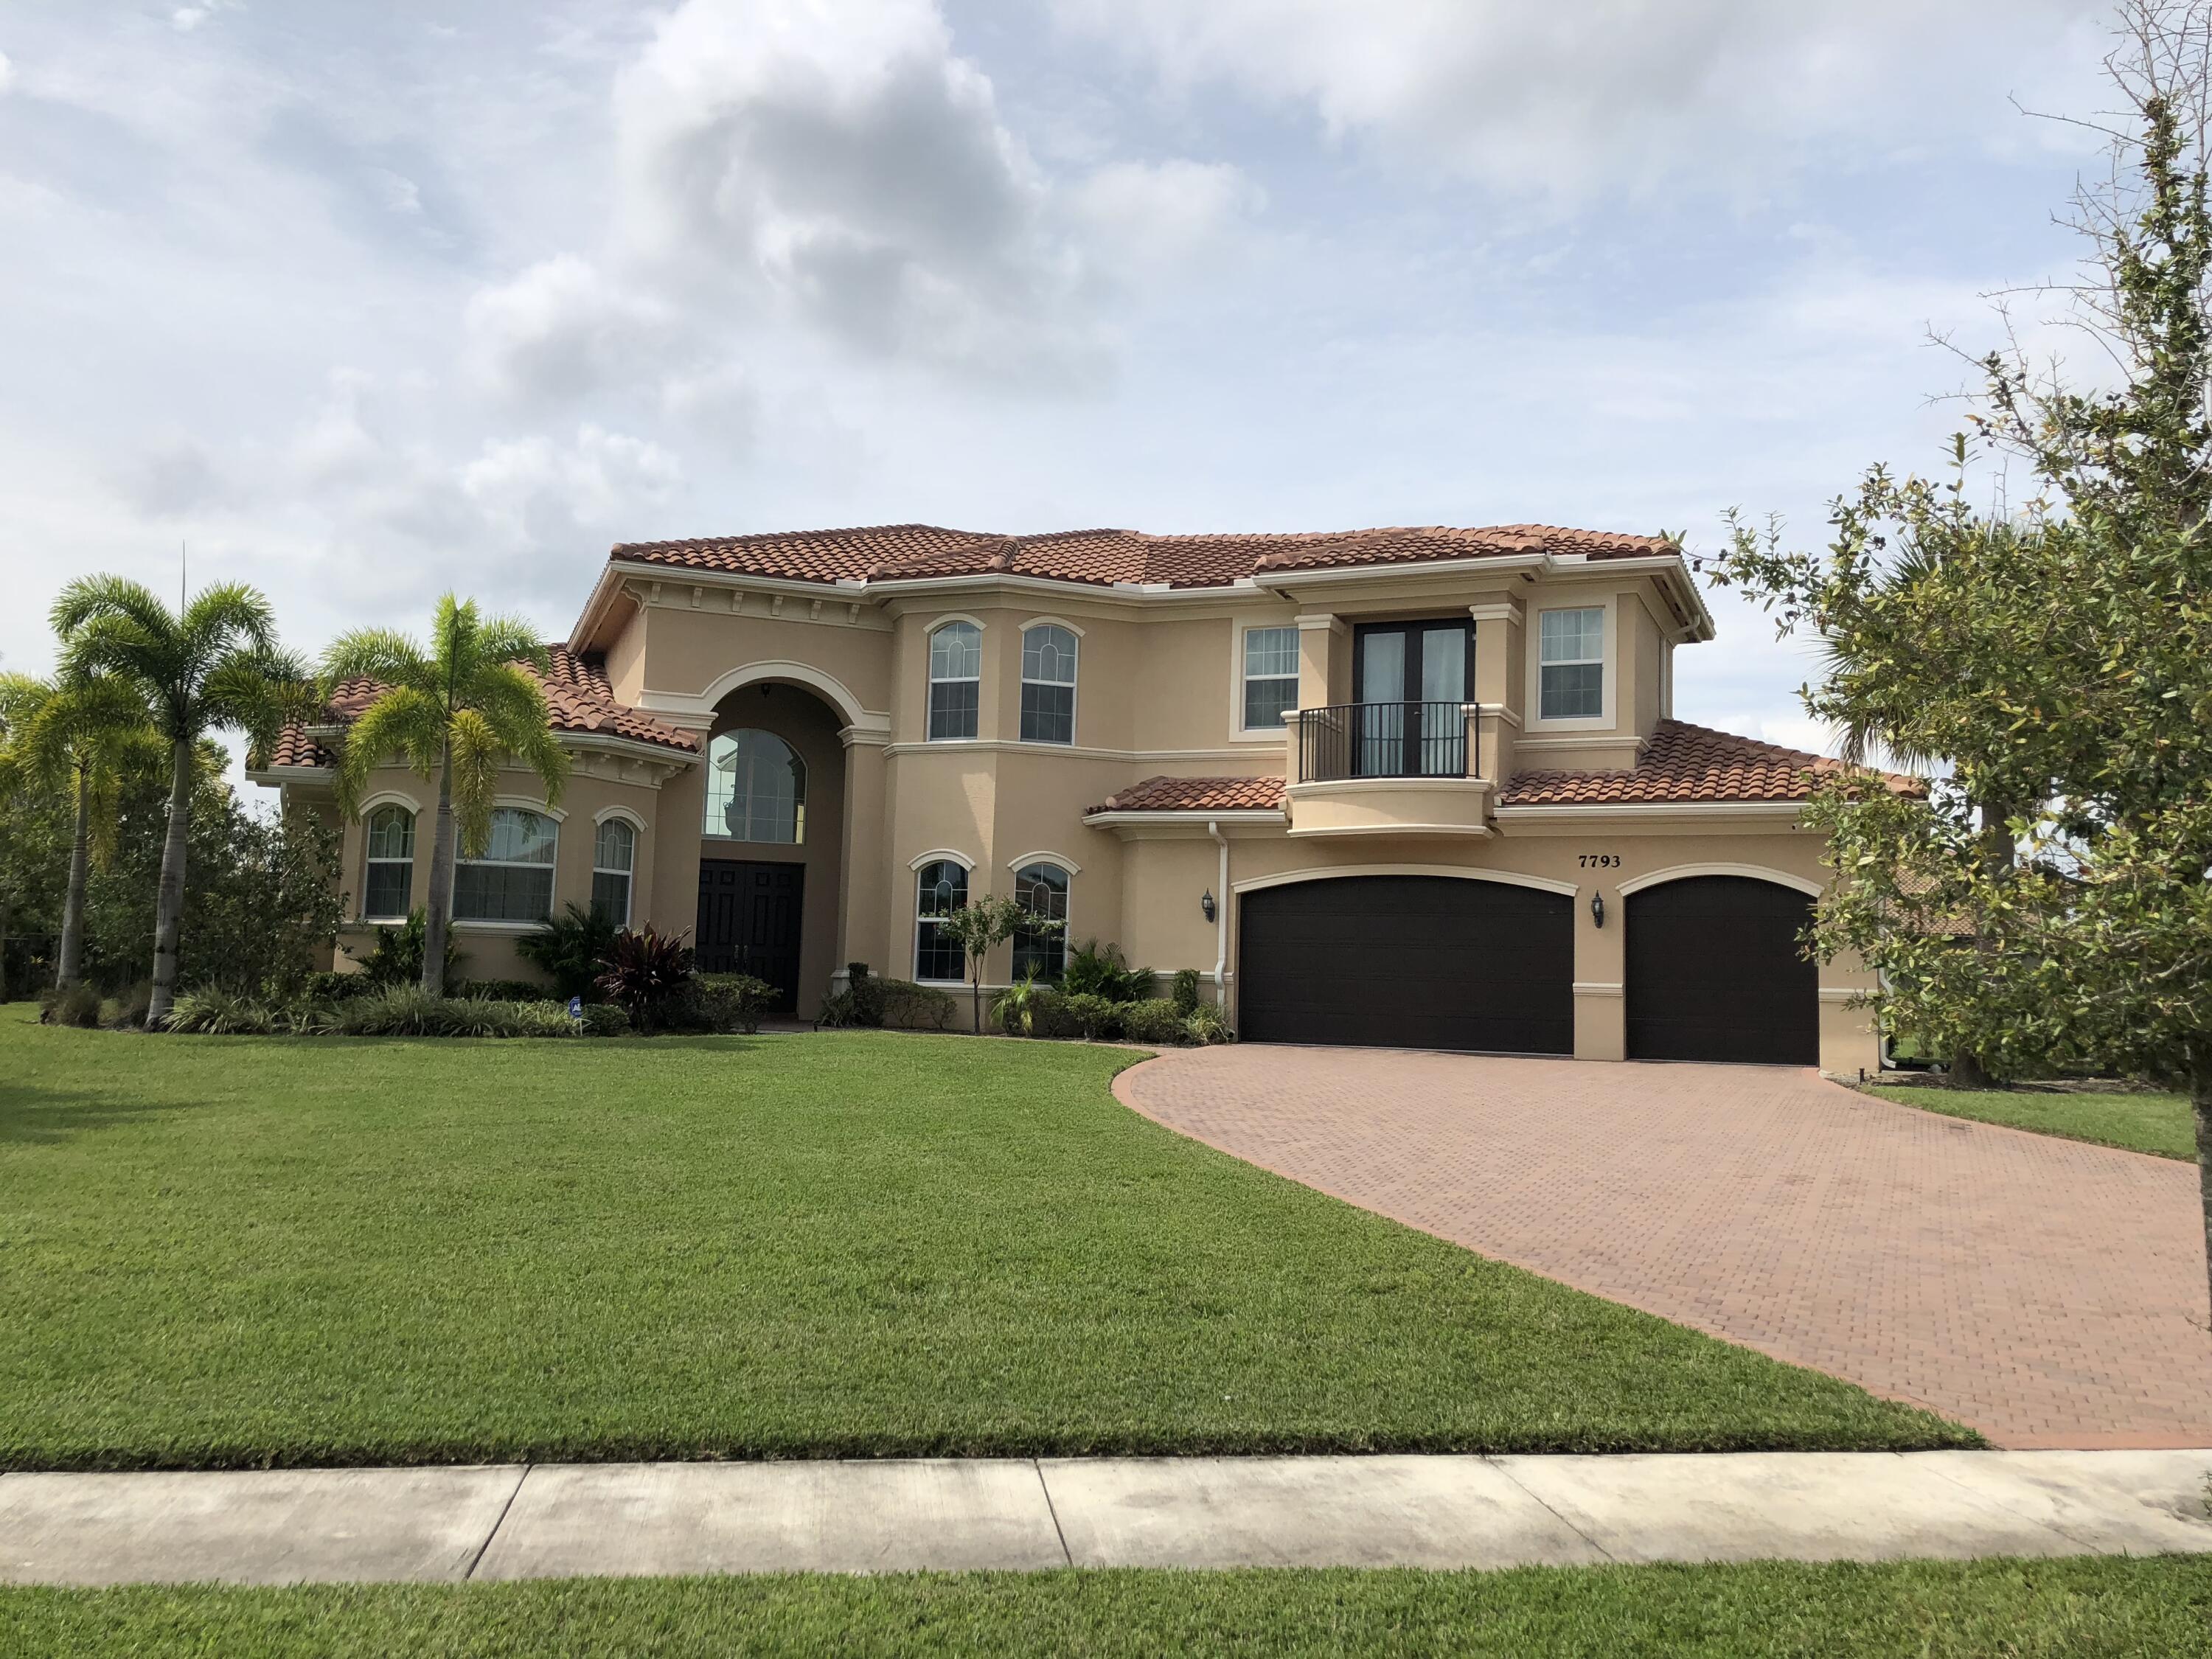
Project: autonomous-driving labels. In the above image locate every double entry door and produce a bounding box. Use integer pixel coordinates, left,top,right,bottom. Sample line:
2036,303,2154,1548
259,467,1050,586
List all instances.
696,860,803,1013
1352,620,1472,777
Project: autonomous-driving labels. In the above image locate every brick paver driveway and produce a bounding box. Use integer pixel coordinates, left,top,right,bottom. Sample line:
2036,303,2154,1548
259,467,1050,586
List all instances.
1116,1047,2212,1450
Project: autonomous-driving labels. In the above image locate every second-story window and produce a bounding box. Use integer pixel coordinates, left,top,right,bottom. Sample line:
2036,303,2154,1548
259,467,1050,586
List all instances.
928,622,981,741
1539,607,1605,720
1242,625,1298,730
1019,624,1077,745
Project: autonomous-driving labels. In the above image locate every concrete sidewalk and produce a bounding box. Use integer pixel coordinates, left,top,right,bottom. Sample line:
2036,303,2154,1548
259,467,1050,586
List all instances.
4,1451,2210,1585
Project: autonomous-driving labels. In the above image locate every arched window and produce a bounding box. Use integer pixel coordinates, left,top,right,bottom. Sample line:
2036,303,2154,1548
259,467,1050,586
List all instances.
362,804,414,921
453,807,557,923
703,728,806,844
1019,624,1077,744
1012,862,1070,981
914,859,969,981
928,621,981,741
592,818,636,925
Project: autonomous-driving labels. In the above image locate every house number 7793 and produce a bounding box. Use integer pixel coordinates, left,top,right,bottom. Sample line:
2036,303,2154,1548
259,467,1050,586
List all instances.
1578,853,1621,869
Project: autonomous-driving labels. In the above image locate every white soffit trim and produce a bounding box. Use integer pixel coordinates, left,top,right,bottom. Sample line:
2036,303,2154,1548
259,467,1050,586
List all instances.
1615,862,1825,898
1231,863,1579,897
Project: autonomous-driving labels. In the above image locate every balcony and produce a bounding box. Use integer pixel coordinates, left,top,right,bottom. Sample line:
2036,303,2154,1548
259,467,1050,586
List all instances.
1287,700,1495,838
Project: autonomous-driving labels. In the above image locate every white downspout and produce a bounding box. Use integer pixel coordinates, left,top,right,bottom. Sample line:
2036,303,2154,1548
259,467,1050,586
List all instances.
1208,818,1230,1020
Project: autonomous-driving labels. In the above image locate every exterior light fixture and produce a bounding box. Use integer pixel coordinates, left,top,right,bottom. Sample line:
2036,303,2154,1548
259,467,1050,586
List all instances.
1201,889,1217,923
1589,891,1606,928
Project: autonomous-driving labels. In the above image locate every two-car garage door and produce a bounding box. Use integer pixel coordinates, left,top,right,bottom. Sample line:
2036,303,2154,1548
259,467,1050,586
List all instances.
1237,871,1818,1065
1238,875,1575,1054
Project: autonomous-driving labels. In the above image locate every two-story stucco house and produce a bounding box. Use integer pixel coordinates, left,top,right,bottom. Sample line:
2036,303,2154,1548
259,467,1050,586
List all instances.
253,521,1904,1074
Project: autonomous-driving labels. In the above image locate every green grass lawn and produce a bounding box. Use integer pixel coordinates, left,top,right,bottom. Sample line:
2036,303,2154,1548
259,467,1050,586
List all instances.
1869,1079,2196,1161
0,1006,1969,1468
7,1559,2208,1658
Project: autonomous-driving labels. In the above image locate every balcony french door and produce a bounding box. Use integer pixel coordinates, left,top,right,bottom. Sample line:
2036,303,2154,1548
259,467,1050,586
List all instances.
1352,621,1472,777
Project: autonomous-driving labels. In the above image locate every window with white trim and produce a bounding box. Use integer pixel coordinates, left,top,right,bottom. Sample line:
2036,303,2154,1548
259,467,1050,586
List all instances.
1242,625,1298,730
1539,607,1605,720
362,804,414,921
928,622,981,741
703,728,806,844
1019,624,1077,745
1012,863,1069,981
453,807,557,923
914,860,968,981
591,818,635,925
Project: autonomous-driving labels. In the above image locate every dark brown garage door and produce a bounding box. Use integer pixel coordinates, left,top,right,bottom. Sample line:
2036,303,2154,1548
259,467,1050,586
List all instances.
1238,876,1573,1054
1624,875,1818,1065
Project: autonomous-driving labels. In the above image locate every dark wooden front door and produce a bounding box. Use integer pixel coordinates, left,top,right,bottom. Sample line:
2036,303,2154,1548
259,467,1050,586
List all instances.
697,860,804,1013
1237,875,1573,1054
1624,876,1818,1065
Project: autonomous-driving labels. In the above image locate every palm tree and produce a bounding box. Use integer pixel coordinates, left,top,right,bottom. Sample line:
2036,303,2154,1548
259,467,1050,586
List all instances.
0,671,161,990
52,577,311,1026
321,595,568,996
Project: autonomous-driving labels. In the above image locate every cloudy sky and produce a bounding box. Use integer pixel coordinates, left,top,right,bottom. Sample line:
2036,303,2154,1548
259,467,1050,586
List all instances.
0,0,2112,752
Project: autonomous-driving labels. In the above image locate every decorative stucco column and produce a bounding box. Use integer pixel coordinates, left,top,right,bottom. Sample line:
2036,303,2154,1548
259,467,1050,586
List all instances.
1467,594,1524,785
835,726,891,987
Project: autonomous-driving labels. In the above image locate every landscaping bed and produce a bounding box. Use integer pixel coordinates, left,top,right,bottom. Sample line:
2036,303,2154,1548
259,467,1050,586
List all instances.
5,1557,2206,1658
0,1007,1970,1469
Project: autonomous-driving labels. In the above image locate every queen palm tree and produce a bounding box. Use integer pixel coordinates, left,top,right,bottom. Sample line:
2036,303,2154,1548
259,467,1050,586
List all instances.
0,670,161,990
52,577,310,1026
321,595,568,996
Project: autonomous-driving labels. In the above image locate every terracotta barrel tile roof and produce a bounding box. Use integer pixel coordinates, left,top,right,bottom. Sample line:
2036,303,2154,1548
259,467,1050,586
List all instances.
258,646,698,773
609,522,1675,591
1087,775,1289,815
1498,719,1919,806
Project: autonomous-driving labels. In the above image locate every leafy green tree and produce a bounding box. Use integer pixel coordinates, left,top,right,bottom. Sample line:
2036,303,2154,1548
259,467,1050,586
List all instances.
1714,2,2212,1310
320,595,568,996
51,578,310,1026
925,891,1062,1034
0,671,161,990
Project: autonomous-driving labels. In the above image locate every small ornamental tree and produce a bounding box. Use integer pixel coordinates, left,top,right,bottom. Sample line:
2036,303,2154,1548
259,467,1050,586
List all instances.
925,891,1061,1034
1714,1,2212,1315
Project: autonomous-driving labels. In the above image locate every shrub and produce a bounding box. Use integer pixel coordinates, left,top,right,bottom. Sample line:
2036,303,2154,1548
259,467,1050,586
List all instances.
596,926,697,1033
164,989,276,1034
1063,939,1155,1004
1170,968,1202,1017
104,981,153,1030
847,962,886,1027
345,911,465,990
1058,992,1121,1041
1185,1003,1232,1046
579,1002,631,1037
993,972,1051,1036
324,987,576,1039
301,971,377,1005
40,982,102,1029
452,978,553,1004
878,977,956,1031
815,989,860,1028
692,973,777,1034
517,904,621,1003
1119,998,1189,1046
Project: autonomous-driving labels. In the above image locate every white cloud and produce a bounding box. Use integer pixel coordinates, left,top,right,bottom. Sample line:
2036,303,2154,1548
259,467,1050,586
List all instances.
171,2,242,35
1053,0,2100,201
465,254,681,405
1069,159,1264,277
0,50,14,95
460,424,681,547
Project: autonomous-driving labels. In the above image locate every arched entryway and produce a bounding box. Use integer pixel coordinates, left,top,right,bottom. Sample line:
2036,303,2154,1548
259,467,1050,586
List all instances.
696,681,846,1014
1624,873,1818,1065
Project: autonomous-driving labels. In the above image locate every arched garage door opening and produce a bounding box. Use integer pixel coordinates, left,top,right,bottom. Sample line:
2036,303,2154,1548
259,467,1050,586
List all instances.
1238,875,1573,1054
1624,875,1818,1065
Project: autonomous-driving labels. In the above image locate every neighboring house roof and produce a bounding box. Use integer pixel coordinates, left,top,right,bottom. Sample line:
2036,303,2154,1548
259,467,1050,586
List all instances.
259,645,698,773
1087,720,1922,817
607,522,1674,591
1495,720,1919,806
1088,775,1292,815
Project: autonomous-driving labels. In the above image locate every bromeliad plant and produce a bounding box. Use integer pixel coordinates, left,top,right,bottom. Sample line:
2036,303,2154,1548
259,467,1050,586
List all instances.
321,595,568,996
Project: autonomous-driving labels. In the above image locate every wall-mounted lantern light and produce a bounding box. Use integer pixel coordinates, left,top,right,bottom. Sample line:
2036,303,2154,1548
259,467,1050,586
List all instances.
1589,891,1606,929
1201,889,1217,923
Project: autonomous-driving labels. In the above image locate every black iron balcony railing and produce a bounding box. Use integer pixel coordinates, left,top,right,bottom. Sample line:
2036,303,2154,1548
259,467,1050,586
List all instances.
1297,700,1470,782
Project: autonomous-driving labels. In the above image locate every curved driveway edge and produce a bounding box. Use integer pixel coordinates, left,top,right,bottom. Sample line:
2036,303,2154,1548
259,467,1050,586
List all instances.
1114,1046,2212,1450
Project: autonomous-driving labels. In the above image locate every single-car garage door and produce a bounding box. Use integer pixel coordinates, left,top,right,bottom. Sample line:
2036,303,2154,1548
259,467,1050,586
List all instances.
1238,875,1573,1054
1625,875,1818,1065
